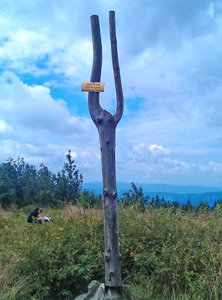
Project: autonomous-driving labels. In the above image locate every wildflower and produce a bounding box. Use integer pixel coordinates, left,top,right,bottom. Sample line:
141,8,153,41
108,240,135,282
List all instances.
130,252,134,257
56,237,60,240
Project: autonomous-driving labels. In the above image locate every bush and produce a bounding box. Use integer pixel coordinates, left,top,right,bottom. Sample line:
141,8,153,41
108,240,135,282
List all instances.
119,206,222,299
0,207,104,299
1,206,222,299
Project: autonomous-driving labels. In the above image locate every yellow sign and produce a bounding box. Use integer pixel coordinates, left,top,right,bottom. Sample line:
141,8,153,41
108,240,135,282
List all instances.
81,82,104,92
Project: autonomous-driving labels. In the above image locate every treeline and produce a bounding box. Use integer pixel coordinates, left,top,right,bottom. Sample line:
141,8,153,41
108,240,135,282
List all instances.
0,150,101,209
1,153,222,211
121,182,222,212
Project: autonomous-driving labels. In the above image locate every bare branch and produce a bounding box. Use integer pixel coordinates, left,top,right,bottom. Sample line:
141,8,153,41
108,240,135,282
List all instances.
88,15,103,125
109,11,124,125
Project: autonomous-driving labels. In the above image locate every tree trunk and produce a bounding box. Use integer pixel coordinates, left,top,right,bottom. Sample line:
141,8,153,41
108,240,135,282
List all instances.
88,11,123,288
99,119,122,287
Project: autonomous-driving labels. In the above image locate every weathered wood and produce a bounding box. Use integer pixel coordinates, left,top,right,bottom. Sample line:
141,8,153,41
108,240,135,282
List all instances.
88,11,123,288
109,11,124,125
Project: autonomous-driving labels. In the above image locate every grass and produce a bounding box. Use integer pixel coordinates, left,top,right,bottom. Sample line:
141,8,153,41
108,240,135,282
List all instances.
0,205,222,299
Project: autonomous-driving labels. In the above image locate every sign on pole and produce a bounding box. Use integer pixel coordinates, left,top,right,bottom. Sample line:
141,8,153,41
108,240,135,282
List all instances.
81,82,104,92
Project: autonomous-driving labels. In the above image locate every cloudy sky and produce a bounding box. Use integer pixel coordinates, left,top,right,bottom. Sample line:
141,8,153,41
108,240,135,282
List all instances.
0,0,222,187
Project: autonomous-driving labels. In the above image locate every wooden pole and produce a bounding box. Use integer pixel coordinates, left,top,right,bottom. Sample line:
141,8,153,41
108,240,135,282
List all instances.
88,11,123,288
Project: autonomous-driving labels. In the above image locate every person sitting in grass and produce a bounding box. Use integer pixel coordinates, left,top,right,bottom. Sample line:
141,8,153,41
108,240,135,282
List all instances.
27,208,43,224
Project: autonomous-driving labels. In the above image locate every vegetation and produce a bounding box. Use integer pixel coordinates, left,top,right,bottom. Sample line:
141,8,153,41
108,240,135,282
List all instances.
1,205,222,299
1,155,222,299
0,151,85,209
0,153,221,212
121,182,150,211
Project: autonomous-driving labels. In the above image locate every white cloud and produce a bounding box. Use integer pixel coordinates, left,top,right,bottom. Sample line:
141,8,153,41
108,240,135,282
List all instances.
0,71,93,140
117,141,189,181
0,0,222,186
0,71,98,171
149,144,170,155
200,161,222,174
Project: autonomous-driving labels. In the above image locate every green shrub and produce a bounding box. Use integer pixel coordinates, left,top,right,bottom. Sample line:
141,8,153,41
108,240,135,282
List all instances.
1,206,222,299
21,205,36,214
0,208,104,299
119,206,222,299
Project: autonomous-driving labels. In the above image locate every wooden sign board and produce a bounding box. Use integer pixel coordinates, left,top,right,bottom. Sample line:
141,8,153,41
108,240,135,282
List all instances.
82,82,104,92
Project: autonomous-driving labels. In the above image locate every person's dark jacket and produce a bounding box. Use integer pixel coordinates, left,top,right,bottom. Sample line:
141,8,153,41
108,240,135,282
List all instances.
27,209,39,223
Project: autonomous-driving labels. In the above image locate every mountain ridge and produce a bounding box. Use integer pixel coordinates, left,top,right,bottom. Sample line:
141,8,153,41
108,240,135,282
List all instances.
83,182,222,207
83,181,222,194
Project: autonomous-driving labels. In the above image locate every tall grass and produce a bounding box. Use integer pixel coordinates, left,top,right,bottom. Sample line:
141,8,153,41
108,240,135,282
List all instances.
0,205,222,299
0,256,32,300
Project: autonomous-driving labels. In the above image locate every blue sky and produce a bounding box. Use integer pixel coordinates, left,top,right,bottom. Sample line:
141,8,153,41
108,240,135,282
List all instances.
0,0,222,187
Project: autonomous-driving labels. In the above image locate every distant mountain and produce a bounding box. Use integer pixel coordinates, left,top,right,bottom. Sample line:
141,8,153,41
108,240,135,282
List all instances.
136,183,222,194
83,181,222,194
83,181,222,207
144,191,222,207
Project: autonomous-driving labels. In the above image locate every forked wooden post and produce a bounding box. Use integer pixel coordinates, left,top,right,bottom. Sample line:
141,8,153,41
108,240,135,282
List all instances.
88,11,123,288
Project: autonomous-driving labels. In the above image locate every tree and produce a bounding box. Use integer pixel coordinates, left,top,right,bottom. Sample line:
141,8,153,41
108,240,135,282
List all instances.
0,168,16,208
88,11,123,290
78,190,102,208
36,163,56,207
122,182,149,211
55,150,83,205
0,151,83,208
64,150,83,203
20,163,38,206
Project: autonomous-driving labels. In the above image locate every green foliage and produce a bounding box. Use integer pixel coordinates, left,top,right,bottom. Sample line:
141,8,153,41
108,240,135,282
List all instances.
121,182,149,211
0,167,16,208
119,206,222,299
0,151,83,208
36,164,57,207
55,150,83,205
78,190,102,208
1,206,222,299
0,207,104,299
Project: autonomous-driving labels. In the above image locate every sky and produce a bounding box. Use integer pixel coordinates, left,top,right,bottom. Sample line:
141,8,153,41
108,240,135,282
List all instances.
0,0,222,187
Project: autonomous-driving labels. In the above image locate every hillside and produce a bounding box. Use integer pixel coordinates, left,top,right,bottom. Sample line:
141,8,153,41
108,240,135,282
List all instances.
83,182,222,206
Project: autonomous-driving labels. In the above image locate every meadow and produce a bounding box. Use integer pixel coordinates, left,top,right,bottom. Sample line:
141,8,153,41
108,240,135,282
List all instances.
0,204,222,300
